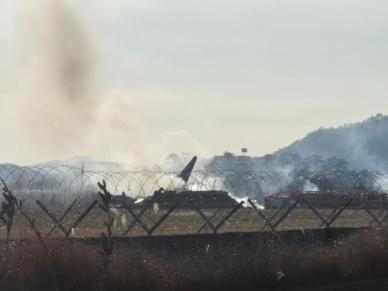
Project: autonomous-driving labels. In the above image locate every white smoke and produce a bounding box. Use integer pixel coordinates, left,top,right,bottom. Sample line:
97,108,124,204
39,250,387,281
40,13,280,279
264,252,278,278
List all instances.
303,180,319,192
376,175,388,193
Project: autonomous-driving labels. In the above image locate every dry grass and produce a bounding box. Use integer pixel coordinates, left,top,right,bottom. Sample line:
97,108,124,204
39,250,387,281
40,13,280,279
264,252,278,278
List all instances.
0,240,163,291
0,228,388,290
0,207,383,239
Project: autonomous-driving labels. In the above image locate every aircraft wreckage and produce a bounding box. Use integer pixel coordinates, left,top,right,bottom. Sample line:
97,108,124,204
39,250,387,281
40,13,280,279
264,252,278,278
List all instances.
112,156,239,209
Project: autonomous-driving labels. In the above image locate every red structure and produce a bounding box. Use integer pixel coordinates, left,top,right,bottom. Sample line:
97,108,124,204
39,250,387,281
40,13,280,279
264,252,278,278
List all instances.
264,191,388,209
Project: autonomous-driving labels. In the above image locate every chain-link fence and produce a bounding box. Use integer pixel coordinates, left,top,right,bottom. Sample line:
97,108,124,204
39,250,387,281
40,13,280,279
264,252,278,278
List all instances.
0,164,387,240
0,164,288,206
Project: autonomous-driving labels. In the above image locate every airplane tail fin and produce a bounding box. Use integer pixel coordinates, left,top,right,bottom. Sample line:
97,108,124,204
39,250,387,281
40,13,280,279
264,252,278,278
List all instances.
178,156,197,183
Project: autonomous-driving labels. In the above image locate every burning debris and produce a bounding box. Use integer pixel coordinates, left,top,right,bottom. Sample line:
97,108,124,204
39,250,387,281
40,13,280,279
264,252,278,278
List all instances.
113,156,240,209
142,188,239,209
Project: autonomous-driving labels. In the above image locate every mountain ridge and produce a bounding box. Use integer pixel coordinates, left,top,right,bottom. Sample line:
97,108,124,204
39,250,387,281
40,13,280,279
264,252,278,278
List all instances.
273,113,388,172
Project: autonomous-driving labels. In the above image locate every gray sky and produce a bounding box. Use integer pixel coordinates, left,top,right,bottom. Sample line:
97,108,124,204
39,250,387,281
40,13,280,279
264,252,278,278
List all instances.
0,0,388,165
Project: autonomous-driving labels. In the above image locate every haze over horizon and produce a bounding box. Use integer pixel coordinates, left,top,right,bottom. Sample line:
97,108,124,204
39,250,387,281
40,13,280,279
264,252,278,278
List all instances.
0,0,388,166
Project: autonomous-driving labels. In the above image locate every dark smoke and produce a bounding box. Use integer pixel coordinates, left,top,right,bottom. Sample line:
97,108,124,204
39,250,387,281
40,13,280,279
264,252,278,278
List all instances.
2,0,201,167
49,0,94,102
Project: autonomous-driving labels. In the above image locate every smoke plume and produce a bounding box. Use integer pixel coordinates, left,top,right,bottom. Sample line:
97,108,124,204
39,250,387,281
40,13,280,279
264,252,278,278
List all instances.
5,0,146,166
10,0,94,161
1,0,202,167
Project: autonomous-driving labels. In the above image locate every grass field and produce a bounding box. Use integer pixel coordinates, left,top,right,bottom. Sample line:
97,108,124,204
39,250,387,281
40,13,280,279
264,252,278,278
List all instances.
1,205,384,239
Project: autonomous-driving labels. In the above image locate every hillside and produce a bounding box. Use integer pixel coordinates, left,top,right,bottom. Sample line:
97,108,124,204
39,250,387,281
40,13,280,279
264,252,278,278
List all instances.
204,114,388,196
275,114,388,172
